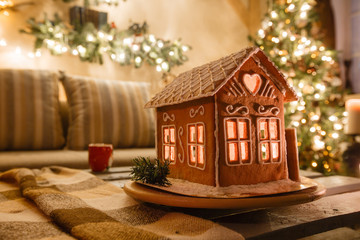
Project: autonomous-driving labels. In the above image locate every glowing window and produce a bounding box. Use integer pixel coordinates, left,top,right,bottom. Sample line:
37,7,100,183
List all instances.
187,123,205,169
258,118,281,163
225,118,251,165
163,125,176,164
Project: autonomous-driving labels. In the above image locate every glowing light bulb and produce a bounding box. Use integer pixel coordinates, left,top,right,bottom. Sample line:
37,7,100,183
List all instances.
157,41,164,48
281,31,288,38
292,121,300,127
300,12,307,19
329,115,338,121
288,4,295,11
272,37,279,43
281,56,287,63
301,3,311,11
182,45,189,52
0,39,6,46
332,133,339,139
258,29,265,38
132,44,140,51
312,161,318,167
334,123,342,130
156,65,162,72
72,49,79,55
143,45,151,52
98,31,105,39
77,45,86,55
290,36,296,41
314,93,320,99
271,11,278,18
135,56,142,64
310,45,317,51
161,62,169,71
311,114,320,121
169,51,175,56
310,127,316,132
148,35,156,43
123,37,132,45
86,34,95,42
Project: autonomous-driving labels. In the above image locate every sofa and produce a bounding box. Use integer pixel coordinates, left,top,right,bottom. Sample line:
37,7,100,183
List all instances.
0,69,156,171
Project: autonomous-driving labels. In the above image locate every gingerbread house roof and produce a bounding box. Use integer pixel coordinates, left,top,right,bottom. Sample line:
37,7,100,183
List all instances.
145,47,298,108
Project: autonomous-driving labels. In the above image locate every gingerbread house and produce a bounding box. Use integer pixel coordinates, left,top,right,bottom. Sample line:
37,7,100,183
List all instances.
145,47,299,187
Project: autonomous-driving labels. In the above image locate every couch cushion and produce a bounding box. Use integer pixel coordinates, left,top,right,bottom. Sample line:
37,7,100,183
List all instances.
61,75,155,150
0,69,65,150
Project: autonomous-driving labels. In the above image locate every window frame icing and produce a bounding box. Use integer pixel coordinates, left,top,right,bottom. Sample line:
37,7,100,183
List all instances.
162,125,176,164
224,117,252,166
257,117,282,164
186,122,206,170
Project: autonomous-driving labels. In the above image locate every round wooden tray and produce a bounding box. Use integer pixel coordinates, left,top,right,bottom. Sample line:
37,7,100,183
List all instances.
123,178,326,209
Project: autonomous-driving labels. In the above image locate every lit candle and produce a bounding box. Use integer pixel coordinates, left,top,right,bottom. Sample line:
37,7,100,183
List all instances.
345,99,360,134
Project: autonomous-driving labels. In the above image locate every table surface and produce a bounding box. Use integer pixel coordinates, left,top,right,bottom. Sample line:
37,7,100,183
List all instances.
91,167,360,240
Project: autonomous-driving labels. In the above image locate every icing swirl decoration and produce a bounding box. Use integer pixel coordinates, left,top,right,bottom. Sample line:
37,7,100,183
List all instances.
226,104,249,115
189,105,205,118
163,113,175,122
256,104,280,116
177,127,184,163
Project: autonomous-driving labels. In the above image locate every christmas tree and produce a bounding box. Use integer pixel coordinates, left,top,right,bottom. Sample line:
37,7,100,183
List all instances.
249,0,349,174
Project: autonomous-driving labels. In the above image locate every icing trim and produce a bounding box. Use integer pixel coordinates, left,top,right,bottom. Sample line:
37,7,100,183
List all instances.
256,117,282,164
177,126,184,163
186,122,206,171
163,113,175,122
223,117,253,166
226,104,249,115
189,105,205,118
214,95,220,187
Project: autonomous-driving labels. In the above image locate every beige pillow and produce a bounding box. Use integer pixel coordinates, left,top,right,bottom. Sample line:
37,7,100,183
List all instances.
61,75,155,150
0,69,65,150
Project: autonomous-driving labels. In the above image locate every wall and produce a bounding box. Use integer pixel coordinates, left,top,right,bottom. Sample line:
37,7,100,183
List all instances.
0,0,265,94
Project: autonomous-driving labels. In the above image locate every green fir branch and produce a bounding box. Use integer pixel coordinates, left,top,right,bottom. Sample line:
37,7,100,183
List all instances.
131,157,171,186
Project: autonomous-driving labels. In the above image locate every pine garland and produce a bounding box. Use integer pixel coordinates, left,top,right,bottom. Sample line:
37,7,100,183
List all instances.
131,157,171,186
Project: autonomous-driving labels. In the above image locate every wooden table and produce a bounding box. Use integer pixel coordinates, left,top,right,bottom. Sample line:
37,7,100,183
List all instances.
92,167,360,239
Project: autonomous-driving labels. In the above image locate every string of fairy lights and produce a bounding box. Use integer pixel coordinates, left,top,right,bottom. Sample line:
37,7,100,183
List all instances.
0,0,191,73
250,0,349,173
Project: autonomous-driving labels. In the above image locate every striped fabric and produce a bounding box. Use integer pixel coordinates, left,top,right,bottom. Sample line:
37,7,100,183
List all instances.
0,167,243,239
61,75,155,150
0,69,65,150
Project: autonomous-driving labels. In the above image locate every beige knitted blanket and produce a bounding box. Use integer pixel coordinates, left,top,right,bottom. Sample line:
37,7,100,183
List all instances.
0,167,243,240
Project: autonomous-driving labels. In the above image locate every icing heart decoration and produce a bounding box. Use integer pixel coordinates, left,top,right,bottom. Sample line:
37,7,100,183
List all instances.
243,73,261,95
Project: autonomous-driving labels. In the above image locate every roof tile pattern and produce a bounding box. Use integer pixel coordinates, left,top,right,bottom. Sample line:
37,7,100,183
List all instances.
146,47,297,108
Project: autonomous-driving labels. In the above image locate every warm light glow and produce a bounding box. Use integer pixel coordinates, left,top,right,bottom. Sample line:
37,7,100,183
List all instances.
311,161,317,167
0,0,13,10
0,38,6,46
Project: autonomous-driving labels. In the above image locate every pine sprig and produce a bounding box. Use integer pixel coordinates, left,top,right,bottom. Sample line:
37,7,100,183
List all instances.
131,157,171,186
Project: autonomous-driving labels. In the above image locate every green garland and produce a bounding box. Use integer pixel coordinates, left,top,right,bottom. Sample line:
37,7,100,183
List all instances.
20,14,191,72
131,157,171,186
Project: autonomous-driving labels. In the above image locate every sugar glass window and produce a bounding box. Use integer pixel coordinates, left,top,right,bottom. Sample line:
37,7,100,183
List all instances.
163,125,176,163
225,118,251,165
187,123,205,169
258,118,281,163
